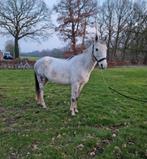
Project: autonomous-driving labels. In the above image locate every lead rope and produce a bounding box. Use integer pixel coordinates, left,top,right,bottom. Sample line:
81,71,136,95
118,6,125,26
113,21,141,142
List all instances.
99,69,147,103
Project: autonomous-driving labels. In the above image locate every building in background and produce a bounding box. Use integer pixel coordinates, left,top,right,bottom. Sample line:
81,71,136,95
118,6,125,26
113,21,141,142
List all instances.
0,50,3,61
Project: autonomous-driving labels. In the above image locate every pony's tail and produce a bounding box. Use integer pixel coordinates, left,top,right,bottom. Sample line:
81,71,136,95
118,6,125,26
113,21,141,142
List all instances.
34,72,40,98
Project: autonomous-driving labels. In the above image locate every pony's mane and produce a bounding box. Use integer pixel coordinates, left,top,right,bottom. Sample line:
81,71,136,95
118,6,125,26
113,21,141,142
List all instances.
66,44,93,60
66,55,75,60
65,40,106,61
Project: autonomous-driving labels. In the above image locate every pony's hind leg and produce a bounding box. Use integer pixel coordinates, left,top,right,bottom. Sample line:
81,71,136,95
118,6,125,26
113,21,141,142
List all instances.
34,72,41,104
40,87,46,108
35,73,48,108
39,77,48,108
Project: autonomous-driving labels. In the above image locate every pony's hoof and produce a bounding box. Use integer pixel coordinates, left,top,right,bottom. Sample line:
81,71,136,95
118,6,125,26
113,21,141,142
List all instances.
71,113,76,116
71,111,76,116
37,101,41,105
74,108,78,113
42,105,47,109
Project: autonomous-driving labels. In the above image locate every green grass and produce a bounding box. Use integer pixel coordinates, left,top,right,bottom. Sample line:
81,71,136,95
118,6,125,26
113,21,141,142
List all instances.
20,56,39,61
0,67,147,159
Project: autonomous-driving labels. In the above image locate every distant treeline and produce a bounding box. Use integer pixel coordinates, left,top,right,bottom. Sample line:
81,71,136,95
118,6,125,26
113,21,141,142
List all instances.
21,48,65,59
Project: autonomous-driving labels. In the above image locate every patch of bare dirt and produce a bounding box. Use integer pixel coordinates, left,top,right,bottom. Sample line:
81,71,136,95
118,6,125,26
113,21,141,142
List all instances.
0,107,6,113
89,138,113,157
95,123,128,134
4,115,22,126
89,123,128,157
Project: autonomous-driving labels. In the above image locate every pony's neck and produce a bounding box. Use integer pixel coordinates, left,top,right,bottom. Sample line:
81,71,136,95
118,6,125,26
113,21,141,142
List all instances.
83,44,97,72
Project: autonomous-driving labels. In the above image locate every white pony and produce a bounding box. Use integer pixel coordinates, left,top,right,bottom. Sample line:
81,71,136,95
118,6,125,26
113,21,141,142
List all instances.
34,35,107,116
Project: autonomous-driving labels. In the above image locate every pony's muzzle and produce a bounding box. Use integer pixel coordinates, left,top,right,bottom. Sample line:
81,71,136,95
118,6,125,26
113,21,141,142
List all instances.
99,61,107,69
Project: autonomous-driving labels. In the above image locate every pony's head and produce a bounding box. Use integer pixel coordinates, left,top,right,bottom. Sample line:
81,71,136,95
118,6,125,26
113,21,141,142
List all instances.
93,35,107,69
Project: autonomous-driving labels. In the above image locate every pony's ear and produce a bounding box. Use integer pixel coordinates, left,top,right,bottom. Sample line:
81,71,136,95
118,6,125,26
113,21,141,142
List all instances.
95,34,98,42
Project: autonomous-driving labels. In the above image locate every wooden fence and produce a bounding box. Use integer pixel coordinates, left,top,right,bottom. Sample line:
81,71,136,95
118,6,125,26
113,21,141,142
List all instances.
0,59,132,69
0,59,35,69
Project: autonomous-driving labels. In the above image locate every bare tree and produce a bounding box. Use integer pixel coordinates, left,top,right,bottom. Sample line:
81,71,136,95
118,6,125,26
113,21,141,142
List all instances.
97,0,147,62
97,0,115,60
0,0,52,58
54,0,97,54
112,0,132,57
129,1,147,62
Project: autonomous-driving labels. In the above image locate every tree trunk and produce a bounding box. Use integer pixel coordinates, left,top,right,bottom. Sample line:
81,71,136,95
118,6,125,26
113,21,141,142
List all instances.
82,18,87,47
14,37,19,58
113,30,119,58
107,27,112,61
121,33,130,61
71,37,76,53
71,22,76,54
143,53,147,64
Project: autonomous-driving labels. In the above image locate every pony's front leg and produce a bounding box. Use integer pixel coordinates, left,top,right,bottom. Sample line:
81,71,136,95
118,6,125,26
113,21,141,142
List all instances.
70,98,78,116
70,83,79,116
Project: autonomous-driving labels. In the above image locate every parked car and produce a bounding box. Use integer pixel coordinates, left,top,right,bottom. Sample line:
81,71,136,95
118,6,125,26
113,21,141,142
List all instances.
3,52,13,60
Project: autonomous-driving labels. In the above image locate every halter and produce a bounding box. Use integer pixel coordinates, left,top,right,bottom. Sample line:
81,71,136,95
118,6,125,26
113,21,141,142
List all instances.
92,44,106,63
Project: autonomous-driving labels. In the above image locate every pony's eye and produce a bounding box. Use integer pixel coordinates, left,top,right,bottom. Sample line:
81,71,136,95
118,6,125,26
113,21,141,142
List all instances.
96,48,98,51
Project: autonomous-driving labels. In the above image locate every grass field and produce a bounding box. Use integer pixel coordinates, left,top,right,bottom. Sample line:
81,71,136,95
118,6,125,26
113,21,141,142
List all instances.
0,67,147,159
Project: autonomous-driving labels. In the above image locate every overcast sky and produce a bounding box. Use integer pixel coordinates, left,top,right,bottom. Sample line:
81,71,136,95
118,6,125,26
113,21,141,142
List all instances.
0,0,103,53
0,0,139,53
0,0,63,53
